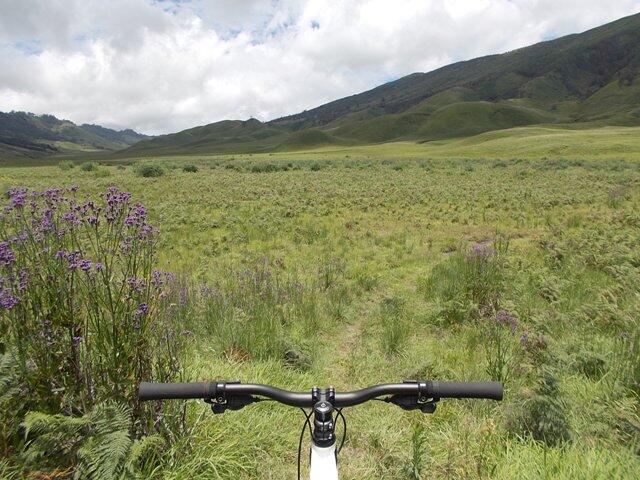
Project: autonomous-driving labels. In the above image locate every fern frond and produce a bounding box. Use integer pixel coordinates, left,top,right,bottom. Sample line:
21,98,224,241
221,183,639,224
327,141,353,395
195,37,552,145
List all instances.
79,430,131,480
22,411,89,463
0,352,18,397
90,402,132,435
124,434,164,476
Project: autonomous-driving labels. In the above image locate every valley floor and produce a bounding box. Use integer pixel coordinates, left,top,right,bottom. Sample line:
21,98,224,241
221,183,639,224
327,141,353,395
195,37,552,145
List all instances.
1,138,639,478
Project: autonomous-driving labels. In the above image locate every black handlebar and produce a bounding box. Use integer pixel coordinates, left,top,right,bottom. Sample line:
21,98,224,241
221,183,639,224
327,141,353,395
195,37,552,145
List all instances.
138,380,503,406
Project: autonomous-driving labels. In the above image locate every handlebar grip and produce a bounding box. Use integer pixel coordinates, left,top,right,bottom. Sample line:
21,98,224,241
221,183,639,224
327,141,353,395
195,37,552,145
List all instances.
428,381,503,400
138,382,218,401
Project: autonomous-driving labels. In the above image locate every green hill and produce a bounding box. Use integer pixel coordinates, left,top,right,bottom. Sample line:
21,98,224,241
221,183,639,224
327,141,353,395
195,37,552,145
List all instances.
104,12,640,157
117,118,289,157
0,111,149,159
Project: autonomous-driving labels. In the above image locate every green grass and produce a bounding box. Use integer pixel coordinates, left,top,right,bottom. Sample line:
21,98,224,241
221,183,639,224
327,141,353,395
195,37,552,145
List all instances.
1,140,639,478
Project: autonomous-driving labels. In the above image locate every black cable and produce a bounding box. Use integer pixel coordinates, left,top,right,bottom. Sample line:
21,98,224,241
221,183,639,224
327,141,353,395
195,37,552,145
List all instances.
335,408,347,455
297,408,313,480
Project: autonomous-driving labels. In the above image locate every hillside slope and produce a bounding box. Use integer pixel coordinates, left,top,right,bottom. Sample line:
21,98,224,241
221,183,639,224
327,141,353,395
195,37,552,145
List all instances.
0,111,149,159
120,12,640,157
119,118,289,157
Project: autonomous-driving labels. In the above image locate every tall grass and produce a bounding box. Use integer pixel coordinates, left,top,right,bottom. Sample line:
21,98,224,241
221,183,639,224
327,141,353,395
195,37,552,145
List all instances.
421,240,506,323
199,260,319,365
379,296,409,356
0,186,185,474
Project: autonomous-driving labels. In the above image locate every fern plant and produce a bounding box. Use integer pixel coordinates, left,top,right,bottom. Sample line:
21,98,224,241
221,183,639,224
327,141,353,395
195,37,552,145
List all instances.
23,402,164,479
0,352,24,455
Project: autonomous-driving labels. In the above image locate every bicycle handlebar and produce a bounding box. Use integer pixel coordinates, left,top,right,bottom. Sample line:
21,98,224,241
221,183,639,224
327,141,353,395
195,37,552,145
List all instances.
138,380,503,406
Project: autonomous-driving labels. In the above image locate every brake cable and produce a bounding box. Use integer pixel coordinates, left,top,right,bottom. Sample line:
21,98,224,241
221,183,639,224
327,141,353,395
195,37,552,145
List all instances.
297,408,313,480
335,408,347,456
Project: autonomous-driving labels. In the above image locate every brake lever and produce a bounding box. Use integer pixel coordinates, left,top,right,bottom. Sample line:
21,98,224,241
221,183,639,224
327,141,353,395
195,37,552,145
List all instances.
203,381,259,414
205,394,258,414
385,394,439,413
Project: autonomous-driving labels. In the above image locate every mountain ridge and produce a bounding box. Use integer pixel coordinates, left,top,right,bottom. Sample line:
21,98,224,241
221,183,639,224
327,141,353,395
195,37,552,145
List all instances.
0,111,150,159
119,11,640,158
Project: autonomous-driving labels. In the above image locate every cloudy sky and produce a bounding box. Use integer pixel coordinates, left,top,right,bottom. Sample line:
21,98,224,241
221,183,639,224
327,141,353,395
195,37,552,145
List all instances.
1,0,639,135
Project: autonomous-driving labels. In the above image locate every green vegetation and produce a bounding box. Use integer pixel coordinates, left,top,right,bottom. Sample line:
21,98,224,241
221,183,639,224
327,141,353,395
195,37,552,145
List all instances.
1,142,638,478
80,161,99,172
135,164,165,178
57,159,75,171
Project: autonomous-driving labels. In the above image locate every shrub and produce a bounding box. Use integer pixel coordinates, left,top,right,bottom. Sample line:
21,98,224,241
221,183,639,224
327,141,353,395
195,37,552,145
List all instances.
93,167,112,178
182,164,198,173
135,164,164,178
58,160,75,171
22,402,163,478
249,162,290,173
0,186,184,470
80,162,98,172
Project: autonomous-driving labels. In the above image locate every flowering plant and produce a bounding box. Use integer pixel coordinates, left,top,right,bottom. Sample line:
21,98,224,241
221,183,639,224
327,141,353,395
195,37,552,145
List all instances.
0,186,180,436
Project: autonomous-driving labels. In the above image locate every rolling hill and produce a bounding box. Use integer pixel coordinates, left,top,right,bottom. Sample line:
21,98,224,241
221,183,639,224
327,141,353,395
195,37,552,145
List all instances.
117,14,640,156
118,11,640,157
0,111,149,159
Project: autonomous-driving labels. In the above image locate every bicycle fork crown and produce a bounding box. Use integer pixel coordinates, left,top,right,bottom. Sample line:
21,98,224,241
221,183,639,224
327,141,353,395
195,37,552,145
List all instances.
311,386,336,447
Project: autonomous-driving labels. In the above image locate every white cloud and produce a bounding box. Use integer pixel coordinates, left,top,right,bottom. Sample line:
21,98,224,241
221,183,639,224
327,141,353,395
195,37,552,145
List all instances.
1,0,639,134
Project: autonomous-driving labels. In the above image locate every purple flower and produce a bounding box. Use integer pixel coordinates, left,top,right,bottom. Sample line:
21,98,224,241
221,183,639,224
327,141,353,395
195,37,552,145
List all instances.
8,187,27,209
0,242,16,266
494,309,518,334
72,335,83,347
135,303,149,316
80,260,92,271
17,269,28,293
66,251,83,270
61,212,81,225
138,224,156,239
95,262,105,271
470,243,497,260
0,288,19,309
151,269,175,286
40,209,55,232
55,250,68,259
127,277,146,292
11,231,28,244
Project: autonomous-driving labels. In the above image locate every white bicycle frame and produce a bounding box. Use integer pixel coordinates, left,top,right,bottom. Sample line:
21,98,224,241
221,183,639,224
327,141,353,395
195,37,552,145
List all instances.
309,443,338,480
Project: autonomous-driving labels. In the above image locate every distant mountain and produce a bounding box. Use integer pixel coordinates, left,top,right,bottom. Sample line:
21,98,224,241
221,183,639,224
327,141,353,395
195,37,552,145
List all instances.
0,111,150,159
121,12,640,157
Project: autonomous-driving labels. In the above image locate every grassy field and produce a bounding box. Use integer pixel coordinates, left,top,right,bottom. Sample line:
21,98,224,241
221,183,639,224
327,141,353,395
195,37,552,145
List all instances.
1,133,639,478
